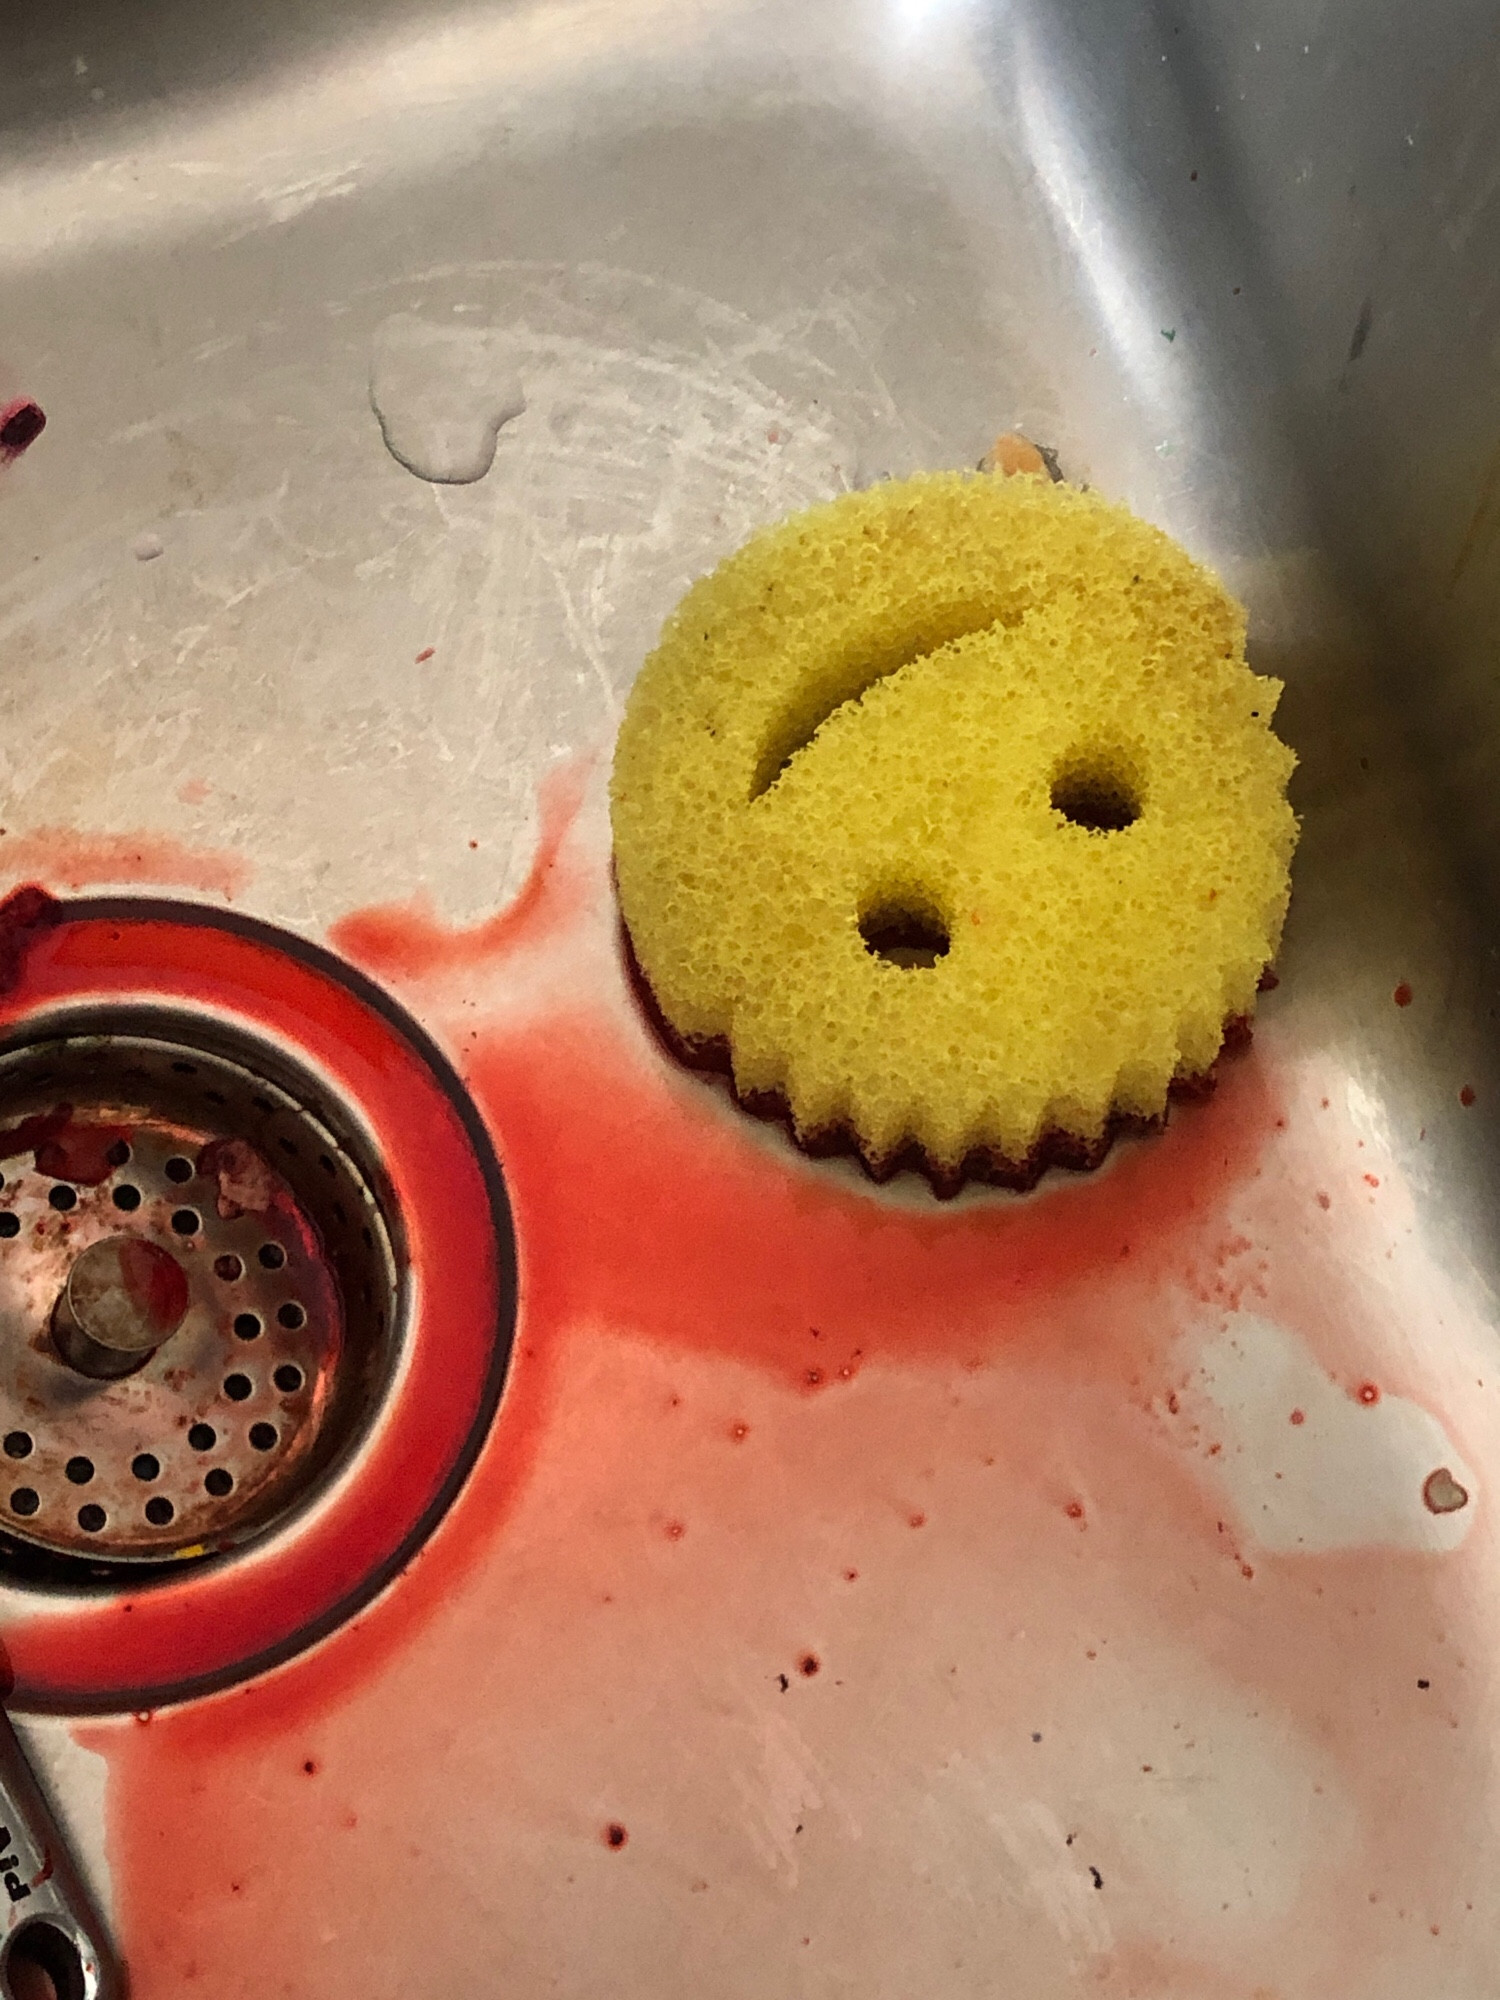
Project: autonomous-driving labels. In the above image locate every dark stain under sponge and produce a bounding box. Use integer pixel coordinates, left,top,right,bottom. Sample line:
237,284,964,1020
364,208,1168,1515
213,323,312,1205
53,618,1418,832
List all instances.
620,918,1257,1200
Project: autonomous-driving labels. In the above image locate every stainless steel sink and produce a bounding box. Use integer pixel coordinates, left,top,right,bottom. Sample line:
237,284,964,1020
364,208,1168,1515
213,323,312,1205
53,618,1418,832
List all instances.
3,2,1500,1995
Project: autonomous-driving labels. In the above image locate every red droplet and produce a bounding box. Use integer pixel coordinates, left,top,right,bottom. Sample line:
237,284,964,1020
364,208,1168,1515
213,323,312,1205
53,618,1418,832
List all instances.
664,1519,685,1541
415,647,435,663
0,399,46,457
1393,982,1413,1008
728,1421,750,1442
1289,1409,1305,1425
1460,1085,1476,1108
604,1822,628,1849
1315,1192,1331,1210
1357,1383,1380,1406
1364,1174,1380,1188
799,1654,820,1677
1065,1501,1085,1520
302,1758,319,1776
908,1512,926,1529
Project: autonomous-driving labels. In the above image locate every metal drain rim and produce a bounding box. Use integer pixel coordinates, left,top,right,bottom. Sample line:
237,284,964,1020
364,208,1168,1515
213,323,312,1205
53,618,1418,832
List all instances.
0,896,517,1714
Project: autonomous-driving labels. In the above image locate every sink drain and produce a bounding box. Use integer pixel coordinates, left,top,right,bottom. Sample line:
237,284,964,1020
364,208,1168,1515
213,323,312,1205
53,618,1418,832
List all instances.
0,1020,399,1566
0,897,515,1712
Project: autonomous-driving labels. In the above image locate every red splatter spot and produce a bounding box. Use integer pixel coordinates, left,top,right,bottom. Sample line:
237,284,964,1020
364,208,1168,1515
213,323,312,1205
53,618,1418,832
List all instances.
908,1512,927,1529
804,1367,824,1388
1364,1175,1380,1188
1065,1501,1085,1520
604,1823,628,1849
664,1520,685,1541
1315,1192,1331,1210
1240,1564,1255,1579
302,1759,319,1776
177,778,211,806
1460,1085,1476,1108
415,648,435,663
0,399,45,459
0,883,62,993
1357,1383,1381,1406
799,1654,820,1677
843,1569,859,1582
1289,1409,1305,1425
1422,1468,1470,1515
1393,982,1413,1008
728,1422,750,1442
1165,1392,1180,1415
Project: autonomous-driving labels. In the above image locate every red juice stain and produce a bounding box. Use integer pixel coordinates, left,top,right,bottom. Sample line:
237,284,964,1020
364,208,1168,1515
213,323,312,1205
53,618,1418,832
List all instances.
0,830,248,899
415,648,435,664
1357,1383,1381,1405
799,1653,821,1677
79,765,1367,2000
119,1239,191,1335
1393,982,1413,1008
663,1520,685,1542
1289,1409,1305,1425
1065,1500,1085,1520
1364,1174,1380,1188
1460,1085,1476,1108
603,1823,628,1850
1316,1191,1331,1210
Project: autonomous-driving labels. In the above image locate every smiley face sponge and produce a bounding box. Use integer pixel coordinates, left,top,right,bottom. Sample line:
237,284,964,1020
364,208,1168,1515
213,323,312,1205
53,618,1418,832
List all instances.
611,470,1297,1190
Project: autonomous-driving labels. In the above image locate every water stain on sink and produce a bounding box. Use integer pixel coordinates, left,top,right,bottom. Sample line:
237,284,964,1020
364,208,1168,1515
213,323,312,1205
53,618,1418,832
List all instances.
369,314,525,484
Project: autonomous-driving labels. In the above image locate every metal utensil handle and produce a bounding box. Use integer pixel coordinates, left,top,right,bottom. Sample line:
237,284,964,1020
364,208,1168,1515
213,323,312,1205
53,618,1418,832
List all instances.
0,1714,121,2000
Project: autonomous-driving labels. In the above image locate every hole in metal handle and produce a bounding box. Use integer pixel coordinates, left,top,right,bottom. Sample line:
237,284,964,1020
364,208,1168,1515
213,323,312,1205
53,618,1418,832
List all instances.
3,1918,90,2000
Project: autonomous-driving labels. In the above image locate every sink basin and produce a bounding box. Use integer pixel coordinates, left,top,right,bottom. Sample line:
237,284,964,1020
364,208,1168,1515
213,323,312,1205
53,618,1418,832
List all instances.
3,2,1499,1995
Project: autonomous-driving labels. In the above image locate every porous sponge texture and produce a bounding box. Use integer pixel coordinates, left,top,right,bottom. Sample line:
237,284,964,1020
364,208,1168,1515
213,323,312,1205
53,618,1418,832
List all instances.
611,471,1297,1178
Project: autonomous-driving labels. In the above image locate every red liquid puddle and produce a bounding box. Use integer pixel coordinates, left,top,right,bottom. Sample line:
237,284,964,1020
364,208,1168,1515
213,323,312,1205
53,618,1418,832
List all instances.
65,768,1500,1998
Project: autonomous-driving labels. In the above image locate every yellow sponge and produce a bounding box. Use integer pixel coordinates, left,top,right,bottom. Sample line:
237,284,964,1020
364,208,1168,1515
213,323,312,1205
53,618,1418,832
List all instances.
611,470,1297,1189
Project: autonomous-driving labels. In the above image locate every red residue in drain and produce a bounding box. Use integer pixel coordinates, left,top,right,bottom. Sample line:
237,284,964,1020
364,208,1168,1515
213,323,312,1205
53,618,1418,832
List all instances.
1289,1408,1305,1425
1393,982,1413,1008
0,1103,129,1186
1357,1382,1381,1405
29,1848,55,1889
1460,1085,1476,1108
196,1137,282,1220
0,883,62,992
0,399,45,460
119,1238,192,1336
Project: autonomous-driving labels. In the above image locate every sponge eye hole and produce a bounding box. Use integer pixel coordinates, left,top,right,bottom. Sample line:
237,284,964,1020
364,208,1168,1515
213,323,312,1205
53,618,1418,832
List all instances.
859,895,951,969
1050,751,1143,833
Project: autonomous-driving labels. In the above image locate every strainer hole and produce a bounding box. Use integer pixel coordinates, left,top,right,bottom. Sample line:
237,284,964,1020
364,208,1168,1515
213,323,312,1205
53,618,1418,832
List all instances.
3,1431,32,1460
223,1373,253,1402
171,1208,201,1236
277,1137,298,1157
144,1496,174,1526
112,1185,142,1212
251,1095,274,1113
204,1088,227,1105
204,1468,234,1497
258,1242,286,1270
105,1138,132,1167
188,1423,216,1451
9,1487,39,1516
214,1253,244,1282
0,1214,18,1238
274,1364,304,1393
233,1313,262,1341
277,1301,306,1330
171,1060,198,1075
64,1456,94,1486
48,1184,77,1212
77,1504,106,1532
249,1422,278,1451
131,1453,160,1482
319,1154,336,1175
164,1156,195,1183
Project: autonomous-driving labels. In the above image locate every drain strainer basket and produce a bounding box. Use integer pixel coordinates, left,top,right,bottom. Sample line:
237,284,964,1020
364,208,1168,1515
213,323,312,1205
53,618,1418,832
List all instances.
0,898,515,1713
0,1021,398,1566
